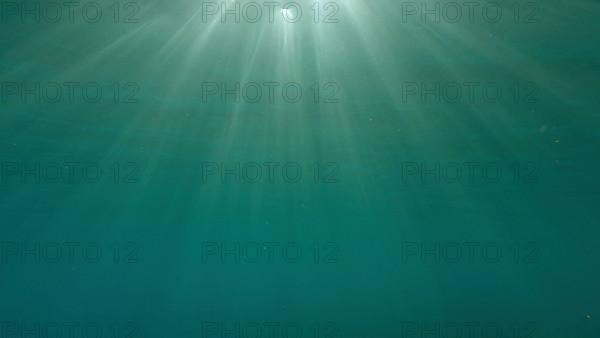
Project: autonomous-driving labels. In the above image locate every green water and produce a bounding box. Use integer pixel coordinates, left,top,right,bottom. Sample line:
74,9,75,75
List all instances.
1,0,599,337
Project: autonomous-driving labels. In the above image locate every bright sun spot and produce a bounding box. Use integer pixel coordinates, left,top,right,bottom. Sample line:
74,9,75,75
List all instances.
280,9,295,19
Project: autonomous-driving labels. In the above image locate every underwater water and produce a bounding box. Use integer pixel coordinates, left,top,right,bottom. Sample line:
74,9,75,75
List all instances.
0,0,599,337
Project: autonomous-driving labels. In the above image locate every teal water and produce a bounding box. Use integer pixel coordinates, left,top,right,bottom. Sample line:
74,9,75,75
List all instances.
1,0,599,337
